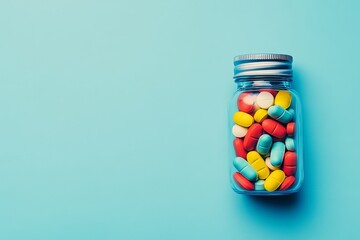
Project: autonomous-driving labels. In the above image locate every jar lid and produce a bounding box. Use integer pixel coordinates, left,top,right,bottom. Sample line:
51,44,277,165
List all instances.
234,53,293,79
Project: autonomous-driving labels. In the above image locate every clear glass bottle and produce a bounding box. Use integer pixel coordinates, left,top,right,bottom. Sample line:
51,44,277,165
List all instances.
229,54,303,195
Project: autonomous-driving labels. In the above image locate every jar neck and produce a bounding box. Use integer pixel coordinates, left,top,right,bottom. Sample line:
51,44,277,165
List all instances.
235,76,292,91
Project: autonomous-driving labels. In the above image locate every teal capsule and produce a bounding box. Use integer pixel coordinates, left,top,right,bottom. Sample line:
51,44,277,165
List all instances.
256,134,273,155
285,137,295,151
270,142,285,167
233,157,258,181
288,108,295,118
268,105,294,123
255,179,265,191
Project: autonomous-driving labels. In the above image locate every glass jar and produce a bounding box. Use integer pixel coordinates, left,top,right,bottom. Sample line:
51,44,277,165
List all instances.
229,54,303,195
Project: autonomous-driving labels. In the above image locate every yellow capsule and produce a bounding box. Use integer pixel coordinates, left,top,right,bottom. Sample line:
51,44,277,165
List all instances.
246,151,270,179
233,111,254,128
254,109,268,123
274,90,292,109
264,170,286,192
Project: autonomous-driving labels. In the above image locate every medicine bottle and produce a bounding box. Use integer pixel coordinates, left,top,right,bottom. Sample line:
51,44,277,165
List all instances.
229,54,303,195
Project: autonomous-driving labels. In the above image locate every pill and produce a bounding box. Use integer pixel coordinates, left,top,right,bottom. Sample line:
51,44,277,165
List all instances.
283,152,297,176
274,90,292,109
243,123,263,151
256,134,273,155
279,176,296,190
255,179,265,191
285,137,295,151
264,170,285,192
250,93,261,111
247,151,270,179
233,157,258,181
265,157,279,171
286,122,295,137
260,89,278,97
232,124,248,138
268,105,294,124
233,172,254,190
270,142,285,167
288,108,295,118
233,138,247,159
233,111,254,127
237,93,255,113
262,119,286,138
256,92,274,109
254,109,268,123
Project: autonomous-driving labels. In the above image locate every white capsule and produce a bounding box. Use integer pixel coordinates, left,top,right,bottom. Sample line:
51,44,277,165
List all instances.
256,92,274,109
232,124,248,138
249,93,261,111
265,157,280,171
243,93,256,105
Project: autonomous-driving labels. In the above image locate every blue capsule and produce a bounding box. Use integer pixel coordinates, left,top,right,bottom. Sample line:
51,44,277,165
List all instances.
233,157,258,181
256,134,273,155
268,105,294,123
285,137,295,151
270,142,285,167
255,179,265,191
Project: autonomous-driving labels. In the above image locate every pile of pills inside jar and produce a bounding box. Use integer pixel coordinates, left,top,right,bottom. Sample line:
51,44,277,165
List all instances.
232,90,297,192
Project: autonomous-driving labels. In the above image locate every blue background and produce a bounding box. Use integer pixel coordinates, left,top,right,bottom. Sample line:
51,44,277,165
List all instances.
0,1,359,239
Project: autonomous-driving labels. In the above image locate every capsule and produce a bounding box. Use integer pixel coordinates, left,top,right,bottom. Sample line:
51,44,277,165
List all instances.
232,124,248,138
254,109,268,123
288,109,295,118
264,170,286,192
268,105,294,124
274,90,292,109
233,157,258,181
270,142,285,167
265,157,280,171
283,152,297,176
255,179,265,191
286,122,295,137
246,151,270,179
233,138,247,159
243,123,263,151
262,119,286,138
233,111,254,127
285,137,295,151
279,176,296,190
260,89,278,97
233,172,254,190
256,134,273,155
256,91,274,109
237,93,255,113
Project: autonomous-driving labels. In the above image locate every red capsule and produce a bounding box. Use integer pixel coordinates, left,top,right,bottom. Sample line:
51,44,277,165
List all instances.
279,176,296,190
287,122,295,137
243,123,263,151
237,93,255,113
283,152,297,176
233,172,254,190
262,119,286,138
233,138,247,159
